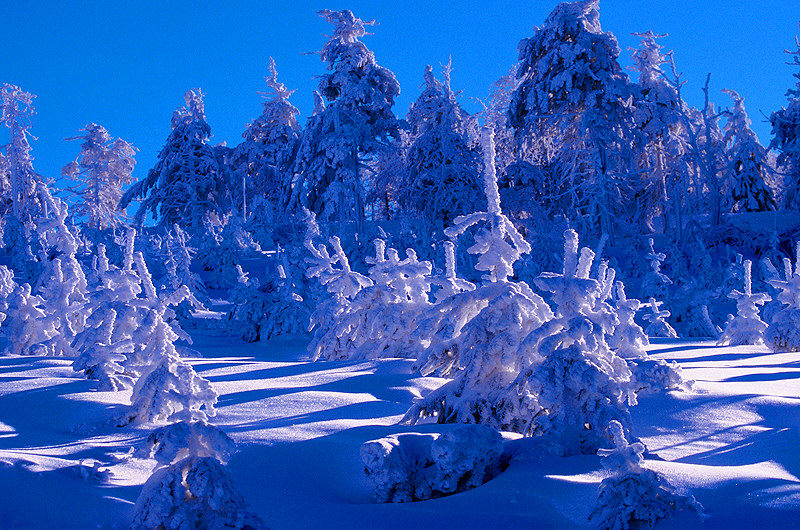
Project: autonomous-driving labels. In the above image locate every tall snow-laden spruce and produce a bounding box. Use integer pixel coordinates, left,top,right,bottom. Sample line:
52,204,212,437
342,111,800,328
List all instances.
0,84,45,221
770,30,800,209
62,123,137,230
722,89,776,212
287,10,400,230
401,63,482,229
629,32,689,233
508,0,638,235
403,128,553,428
230,58,300,219
120,89,227,230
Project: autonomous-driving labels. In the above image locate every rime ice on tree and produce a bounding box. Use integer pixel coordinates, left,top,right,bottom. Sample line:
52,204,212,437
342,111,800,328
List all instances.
642,298,678,338
609,282,649,359
403,128,552,428
498,229,635,455
765,242,800,351
591,420,700,529
641,238,672,300
718,260,771,346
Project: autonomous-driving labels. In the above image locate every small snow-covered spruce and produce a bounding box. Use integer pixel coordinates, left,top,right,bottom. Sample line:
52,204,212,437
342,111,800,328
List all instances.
430,240,475,302
765,242,800,351
403,127,553,427
642,298,678,339
2,282,55,356
641,238,672,301
304,210,374,360
718,259,771,346
118,251,217,426
33,192,88,356
360,425,504,503
132,422,265,530
498,229,635,455
590,420,700,530
72,236,144,389
609,282,649,359
0,266,15,327
612,284,686,395
309,236,434,360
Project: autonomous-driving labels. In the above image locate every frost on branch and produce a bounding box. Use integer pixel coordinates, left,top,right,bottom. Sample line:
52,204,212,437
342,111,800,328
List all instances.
360,425,504,503
718,259,771,346
765,242,800,351
590,420,700,530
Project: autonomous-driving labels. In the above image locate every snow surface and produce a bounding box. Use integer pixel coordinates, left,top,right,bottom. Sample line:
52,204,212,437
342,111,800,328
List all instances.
0,331,799,529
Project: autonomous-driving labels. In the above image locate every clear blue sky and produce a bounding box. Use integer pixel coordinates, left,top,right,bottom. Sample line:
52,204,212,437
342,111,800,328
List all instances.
2,1,799,185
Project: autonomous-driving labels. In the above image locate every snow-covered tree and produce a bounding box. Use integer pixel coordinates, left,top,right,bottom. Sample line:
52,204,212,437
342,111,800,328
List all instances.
498,229,635,455
120,251,217,425
765,242,800,351
287,10,401,229
721,90,776,212
718,259,771,346
230,58,300,217
0,84,45,221
641,238,672,300
120,89,227,230
643,298,678,338
62,123,137,229
609,282,649,359
770,32,800,209
2,283,55,356
591,420,700,529
508,0,639,235
629,32,689,233
132,421,264,530
403,128,553,428
400,63,482,228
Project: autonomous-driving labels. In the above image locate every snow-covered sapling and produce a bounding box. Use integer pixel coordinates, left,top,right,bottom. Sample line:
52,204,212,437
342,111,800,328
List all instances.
641,238,672,301
591,420,700,530
642,298,678,338
499,229,635,455
718,259,771,346
609,282,649,359
765,242,800,351
403,128,553,428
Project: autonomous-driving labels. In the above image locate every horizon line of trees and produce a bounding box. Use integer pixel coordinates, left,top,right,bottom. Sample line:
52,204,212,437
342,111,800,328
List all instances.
2,2,800,244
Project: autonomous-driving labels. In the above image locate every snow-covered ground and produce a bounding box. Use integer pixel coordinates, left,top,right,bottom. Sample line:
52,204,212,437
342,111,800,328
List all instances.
0,331,798,529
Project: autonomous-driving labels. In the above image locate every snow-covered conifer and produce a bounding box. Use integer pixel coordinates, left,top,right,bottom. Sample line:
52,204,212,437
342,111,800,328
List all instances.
498,229,635,455
718,260,771,346
642,298,678,338
641,238,672,300
721,90,776,212
2,283,55,356
287,10,400,229
403,128,553,428
230,58,300,217
120,89,227,230
591,420,700,530
770,33,800,209
400,63,482,228
609,282,649,359
765,242,800,351
508,1,638,234
0,84,45,221
62,123,137,230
